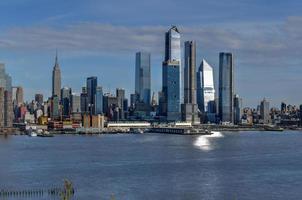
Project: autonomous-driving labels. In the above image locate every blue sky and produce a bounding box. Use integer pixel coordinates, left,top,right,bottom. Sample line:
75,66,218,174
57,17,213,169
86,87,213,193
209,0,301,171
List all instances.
1,0,302,107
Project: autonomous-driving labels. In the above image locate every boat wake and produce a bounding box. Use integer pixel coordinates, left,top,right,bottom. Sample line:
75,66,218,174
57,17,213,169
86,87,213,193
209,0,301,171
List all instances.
193,131,224,151
207,131,224,138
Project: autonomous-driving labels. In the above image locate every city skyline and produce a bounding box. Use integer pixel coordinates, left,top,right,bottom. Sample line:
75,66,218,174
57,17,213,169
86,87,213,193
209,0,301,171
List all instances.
5,25,297,126
1,0,302,107
1,2,302,199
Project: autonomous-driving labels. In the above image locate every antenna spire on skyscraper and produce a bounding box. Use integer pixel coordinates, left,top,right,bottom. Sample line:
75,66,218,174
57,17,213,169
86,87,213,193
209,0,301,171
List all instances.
55,49,58,66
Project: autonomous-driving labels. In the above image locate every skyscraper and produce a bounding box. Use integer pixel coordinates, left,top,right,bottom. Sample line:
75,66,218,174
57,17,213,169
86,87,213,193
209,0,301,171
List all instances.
81,87,89,114
162,26,181,121
184,41,196,104
123,99,129,112
281,102,287,113
0,64,13,127
197,59,215,113
219,52,234,123
12,87,23,121
103,93,118,120
61,87,72,118
135,52,151,105
71,93,81,113
12,87,23,106
0,64,12,92
260,98,270,124
130,93,138,108
116,88,125,120
151,92,157,107
35,94,44,105
51,95,60,120
299,105,302,126
16,87,23,106
165,26,181,62
86,76,97,114
95,86,103,114
4,90,13,127
52,51,61,99
233,94,242,125
181,41,199,123
0,88,4,127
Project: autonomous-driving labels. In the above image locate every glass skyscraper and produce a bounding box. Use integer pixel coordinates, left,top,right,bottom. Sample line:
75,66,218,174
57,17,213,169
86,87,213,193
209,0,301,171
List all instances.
80,87,89,114
165,26,181,62
197,59,215,112
61,87,72,117
95,86,103,115
87,76,97,114
162,62,180,121
51,95,60,120
218,52,234,123
162,26,181,121
135,52,151,105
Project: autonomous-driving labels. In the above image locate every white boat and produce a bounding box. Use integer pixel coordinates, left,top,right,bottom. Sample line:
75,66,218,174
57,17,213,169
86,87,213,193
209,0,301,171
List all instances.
30,132,38,137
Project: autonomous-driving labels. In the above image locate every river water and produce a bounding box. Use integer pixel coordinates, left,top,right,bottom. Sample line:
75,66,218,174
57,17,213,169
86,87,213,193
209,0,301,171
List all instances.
0,131,301,200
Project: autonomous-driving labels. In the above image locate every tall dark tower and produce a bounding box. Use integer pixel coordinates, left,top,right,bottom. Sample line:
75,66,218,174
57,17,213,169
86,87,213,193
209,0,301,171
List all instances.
181,41,199,124
86,76,98,114
184,41,197,104
52,50,61,100
218,52,234,123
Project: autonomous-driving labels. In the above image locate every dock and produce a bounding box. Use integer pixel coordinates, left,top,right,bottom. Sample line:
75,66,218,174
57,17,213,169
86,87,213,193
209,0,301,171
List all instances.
149,127,212,135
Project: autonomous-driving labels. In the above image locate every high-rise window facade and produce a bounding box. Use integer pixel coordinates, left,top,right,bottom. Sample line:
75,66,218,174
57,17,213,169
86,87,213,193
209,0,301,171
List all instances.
197,59,215,112
162,26,181,121
86,77,97,114
219,52,234,123
95,86,103,114
181,41,199,123
184,41,196,105
71,93,81,113
61,87,72,117
135,52,151,105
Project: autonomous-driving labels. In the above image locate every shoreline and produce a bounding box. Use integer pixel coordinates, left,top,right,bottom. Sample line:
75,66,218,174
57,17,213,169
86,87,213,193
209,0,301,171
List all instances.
1,126,301,136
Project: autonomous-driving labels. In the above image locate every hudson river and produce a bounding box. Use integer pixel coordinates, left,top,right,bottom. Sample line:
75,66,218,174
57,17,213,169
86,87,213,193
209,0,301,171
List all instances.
0,131,301,200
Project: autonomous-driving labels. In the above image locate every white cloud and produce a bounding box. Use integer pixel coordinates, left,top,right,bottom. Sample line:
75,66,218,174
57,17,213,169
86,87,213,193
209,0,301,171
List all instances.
0,17,301,67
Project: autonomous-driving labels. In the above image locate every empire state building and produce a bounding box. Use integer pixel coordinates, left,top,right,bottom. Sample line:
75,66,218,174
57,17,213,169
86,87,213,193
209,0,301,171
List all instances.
52,51,61,100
